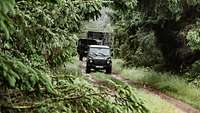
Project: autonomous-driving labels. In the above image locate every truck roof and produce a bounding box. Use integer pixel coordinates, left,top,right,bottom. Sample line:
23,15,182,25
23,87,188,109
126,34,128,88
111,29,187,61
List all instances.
89,45,110,49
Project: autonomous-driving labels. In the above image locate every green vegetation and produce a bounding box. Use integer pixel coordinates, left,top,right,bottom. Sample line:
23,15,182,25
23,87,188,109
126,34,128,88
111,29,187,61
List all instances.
113,59,200,109
0,0,15,38
93,72,183,113
110,0,200,72
0,0,149,112
0,58,149,113
109,0,200,110
137,90,183,113
40,60,150,113
0,0,146,112
1,0,200,112
0,53,54,92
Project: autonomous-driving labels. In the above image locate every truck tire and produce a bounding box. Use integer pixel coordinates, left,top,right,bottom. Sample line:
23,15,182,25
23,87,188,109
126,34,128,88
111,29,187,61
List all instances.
79,55,83,61
106,67,112,74
86,66,91,73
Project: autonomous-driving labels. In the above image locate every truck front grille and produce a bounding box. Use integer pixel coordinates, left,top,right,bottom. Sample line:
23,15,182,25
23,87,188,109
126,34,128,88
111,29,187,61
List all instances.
93,59,107,65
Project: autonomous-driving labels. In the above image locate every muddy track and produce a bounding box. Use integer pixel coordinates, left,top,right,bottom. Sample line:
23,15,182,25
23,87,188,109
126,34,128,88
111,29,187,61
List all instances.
79,60,200,113
111,73,200,113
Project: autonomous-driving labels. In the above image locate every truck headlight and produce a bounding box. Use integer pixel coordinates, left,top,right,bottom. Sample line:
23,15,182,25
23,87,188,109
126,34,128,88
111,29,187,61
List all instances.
107,60,110,64
107,58,111,64
88,57,93,63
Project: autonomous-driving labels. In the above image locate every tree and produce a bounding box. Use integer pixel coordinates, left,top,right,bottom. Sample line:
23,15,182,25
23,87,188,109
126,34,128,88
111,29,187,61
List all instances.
110,0,200,72
0,0,102,91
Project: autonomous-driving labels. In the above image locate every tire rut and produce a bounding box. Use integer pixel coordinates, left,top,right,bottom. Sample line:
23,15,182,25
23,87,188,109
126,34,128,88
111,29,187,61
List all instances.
110,73,200,113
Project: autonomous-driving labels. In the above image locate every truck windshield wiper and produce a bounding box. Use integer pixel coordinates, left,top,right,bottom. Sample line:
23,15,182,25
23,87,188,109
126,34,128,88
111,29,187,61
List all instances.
90,52,98,56
98,52,107,57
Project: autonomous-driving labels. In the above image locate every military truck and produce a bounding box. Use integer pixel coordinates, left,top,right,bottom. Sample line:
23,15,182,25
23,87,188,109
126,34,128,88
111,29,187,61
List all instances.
87,31,110,46
77,39,98,61
86,45,112,74
77,31,111,61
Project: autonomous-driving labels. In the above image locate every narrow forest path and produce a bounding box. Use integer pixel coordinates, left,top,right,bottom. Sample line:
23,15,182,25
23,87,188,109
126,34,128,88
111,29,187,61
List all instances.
79,59,200,113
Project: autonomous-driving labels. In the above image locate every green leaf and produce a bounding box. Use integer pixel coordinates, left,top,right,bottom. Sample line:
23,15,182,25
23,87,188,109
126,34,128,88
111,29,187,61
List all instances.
7,75,16,87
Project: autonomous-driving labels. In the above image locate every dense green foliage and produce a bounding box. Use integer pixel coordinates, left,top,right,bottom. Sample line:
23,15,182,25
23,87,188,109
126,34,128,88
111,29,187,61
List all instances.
186,22,200,50
108,1,200,104
0,0,149,113
1,0,102,67
0,53,53,92
42,63,147,113
0,0,102,89
110,0,200,72
0,60,148,113
0,0,102,112
0,0,15,38
2,0,200,112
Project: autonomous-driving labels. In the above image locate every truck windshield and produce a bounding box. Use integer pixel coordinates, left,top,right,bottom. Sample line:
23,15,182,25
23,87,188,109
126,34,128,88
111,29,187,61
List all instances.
89,47,110,56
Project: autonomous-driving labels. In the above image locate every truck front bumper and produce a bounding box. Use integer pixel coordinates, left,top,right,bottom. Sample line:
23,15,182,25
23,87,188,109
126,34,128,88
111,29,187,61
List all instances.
87,61,112,69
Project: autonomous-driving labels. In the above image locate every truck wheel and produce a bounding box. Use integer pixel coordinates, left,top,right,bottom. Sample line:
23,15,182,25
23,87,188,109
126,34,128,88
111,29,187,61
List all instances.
106,67,112,74
79,55,83,61
86,67,91,73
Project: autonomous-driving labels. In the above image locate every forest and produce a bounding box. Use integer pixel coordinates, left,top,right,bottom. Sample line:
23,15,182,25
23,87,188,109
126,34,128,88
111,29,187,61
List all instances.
0,0,200,113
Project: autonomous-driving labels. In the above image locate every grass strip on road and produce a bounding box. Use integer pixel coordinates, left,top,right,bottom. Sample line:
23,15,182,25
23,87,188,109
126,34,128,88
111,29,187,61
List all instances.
93,72,185,113
112,59,200,110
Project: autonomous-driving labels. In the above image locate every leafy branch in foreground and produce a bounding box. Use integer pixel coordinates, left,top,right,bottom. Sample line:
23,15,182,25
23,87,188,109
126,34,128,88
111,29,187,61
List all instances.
0,0,15,38
36,73,149,113
0,0,103,92
0,53,54,93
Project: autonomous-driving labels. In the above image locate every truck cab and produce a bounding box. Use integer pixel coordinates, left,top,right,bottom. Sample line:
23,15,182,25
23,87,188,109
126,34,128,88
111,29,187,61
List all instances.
86,45,112,74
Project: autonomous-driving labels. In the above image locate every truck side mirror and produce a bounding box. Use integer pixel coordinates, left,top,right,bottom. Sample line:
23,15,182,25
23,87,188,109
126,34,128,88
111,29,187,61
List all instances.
111,52,113,57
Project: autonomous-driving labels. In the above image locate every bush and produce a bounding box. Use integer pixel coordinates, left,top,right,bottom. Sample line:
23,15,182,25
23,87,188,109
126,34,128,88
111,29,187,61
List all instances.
0,53,53,92
186,61,200,87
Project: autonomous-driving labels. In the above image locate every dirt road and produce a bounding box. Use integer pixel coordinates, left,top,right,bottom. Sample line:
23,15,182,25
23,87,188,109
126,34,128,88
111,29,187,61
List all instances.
111,74,200,113
79,60,200,113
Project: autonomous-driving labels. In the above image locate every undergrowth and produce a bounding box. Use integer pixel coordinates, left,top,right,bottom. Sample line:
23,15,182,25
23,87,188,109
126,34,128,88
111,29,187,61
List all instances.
0,53,54,93
113,59,200,109
0,57,149,113
36,59,149,113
